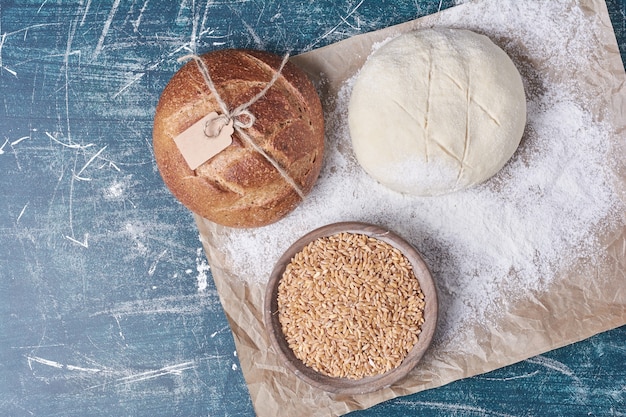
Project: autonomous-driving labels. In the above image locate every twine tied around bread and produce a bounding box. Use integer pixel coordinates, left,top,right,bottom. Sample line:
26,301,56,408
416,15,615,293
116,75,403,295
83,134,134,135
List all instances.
178,53,305,200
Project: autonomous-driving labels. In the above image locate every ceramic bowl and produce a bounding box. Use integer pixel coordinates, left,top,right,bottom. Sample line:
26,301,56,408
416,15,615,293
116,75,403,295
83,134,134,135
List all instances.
264,221,438,395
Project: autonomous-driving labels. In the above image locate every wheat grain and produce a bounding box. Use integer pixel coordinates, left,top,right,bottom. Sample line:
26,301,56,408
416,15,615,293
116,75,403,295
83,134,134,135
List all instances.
277,232,425,379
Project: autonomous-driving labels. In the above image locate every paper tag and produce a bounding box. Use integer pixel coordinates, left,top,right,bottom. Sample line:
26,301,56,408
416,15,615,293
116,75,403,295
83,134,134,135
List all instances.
174,112,234,170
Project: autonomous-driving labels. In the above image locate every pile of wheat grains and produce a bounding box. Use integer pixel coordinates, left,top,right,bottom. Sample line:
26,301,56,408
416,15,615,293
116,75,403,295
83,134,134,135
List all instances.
277,232,426,379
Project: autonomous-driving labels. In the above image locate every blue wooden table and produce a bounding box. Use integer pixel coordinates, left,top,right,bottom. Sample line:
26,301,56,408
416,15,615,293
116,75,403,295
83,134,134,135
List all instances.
1,1,624,416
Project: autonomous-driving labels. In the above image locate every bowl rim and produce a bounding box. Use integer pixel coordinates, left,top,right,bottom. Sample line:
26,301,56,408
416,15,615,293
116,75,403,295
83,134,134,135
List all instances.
263,221,438,395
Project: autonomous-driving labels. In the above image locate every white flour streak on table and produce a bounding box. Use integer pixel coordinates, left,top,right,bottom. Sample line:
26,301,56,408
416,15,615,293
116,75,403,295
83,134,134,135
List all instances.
89,293,222,317
395,400,520,417
220,0,623,350
303,0,368,52
93,0,122,59
195,247,210,292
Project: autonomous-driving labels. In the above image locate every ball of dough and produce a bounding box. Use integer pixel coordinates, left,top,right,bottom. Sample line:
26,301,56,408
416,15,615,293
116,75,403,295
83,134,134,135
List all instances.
348,28,526,196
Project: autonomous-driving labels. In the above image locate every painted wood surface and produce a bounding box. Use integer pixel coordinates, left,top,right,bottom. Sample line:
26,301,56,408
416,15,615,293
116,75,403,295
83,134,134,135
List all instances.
0,1,624,416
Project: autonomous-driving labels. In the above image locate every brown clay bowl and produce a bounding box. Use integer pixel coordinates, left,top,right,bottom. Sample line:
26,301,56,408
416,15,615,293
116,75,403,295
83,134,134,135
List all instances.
264,221,438,395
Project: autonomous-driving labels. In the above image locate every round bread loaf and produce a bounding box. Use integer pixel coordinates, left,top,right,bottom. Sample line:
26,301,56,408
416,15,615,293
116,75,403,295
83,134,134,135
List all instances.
153,49,324,228
348,28,526,196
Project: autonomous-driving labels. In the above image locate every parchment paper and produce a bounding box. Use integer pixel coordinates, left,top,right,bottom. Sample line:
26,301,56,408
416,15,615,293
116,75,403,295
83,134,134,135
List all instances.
195,0,626,415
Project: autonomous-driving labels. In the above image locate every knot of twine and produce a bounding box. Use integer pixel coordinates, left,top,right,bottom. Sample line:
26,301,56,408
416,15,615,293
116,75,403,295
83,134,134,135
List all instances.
178,52,304,200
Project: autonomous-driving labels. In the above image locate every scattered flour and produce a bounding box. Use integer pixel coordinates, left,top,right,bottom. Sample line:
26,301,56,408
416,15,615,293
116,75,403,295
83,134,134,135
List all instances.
124,222,149,257
105,180,125,199
195,247,210,292
215,0,623,350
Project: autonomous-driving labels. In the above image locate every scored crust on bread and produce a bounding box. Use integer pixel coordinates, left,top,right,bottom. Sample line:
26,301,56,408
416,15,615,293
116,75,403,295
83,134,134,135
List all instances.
153,49,325,228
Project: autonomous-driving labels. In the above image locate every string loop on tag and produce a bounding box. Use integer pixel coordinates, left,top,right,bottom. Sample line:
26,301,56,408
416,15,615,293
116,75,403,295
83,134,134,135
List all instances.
204,114,231,138
178,52,304,199
232,109,255,129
